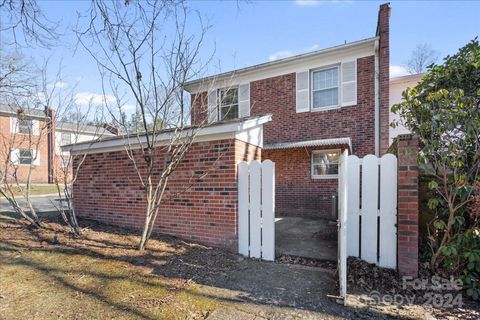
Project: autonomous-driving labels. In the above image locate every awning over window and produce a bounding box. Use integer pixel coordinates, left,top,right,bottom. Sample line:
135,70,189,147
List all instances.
263,137,352,151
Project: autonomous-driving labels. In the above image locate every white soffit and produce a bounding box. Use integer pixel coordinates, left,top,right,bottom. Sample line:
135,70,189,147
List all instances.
264,137,352,151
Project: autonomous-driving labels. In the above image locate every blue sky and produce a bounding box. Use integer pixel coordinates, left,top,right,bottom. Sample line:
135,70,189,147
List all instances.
4,0,480,113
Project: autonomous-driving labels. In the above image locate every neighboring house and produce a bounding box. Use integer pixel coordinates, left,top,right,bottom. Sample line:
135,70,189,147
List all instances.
0,105,117,184
185,4,391,218
389,73,424,144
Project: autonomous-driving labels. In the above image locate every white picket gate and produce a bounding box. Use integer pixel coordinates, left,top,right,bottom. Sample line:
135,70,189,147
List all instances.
238,160,275,261
341,153,398,269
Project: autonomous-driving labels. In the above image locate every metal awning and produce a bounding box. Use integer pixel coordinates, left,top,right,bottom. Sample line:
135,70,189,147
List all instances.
263,137,352,151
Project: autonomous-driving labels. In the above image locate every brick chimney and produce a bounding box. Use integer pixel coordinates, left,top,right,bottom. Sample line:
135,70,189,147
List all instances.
103,123,120,135
376,3,391,155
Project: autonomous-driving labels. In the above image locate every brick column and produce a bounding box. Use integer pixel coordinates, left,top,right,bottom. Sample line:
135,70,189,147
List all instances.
397,134,419,277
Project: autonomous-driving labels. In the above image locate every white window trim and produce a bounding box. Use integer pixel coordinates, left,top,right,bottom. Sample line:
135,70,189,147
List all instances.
310,65,340,111
311,148,341,179
217,86,239,121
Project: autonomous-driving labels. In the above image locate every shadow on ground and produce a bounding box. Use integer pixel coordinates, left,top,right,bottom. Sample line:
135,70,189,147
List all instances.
0,214,421,319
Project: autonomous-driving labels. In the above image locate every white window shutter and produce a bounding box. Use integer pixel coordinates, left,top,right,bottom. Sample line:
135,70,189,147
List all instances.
238,83,250,118
10,149,19,165
32,120,40,135
10,117,17,133
296,71,310,113
207,90,218,123
341,60,357,106
33,149,40,166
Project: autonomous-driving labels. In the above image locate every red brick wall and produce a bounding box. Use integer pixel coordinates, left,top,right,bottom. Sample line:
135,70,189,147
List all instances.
397,134,419,277
73,138,261,252
0,115,50,183
264,146,346,218
190,58,377,217
249,57,376,156
191,57,376,157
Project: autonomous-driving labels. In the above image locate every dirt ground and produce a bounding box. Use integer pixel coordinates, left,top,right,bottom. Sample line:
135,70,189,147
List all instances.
0,214,478,320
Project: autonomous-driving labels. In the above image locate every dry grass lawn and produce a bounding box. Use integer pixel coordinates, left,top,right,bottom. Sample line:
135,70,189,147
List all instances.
1,184,62,196
0,214,218,320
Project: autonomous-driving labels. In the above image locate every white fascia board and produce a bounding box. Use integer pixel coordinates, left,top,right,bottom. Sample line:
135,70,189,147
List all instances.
185,37,377,94
235,125,263,148
0,111,47,121
65,115,272,155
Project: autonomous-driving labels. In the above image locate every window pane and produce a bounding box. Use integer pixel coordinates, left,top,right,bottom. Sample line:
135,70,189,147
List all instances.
313,88,338,108
219,88,238,106
312,150,340,177
19,150,33,164
313,67,338,90
61,133,72,145
18,120,32,134
220,104,238,120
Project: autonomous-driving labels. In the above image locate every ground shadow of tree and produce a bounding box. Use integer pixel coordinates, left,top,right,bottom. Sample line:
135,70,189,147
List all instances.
0,216,416,319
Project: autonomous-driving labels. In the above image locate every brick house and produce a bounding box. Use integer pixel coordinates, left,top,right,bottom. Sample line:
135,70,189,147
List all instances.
185,4,391,218
0,105,116,184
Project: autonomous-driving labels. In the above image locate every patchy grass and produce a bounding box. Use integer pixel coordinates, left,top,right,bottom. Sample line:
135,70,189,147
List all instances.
0,219,219,320
1,184,63,196
2,216,477,320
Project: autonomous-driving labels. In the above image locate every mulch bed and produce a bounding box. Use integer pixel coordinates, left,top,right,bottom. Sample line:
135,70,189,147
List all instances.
347,257,480,320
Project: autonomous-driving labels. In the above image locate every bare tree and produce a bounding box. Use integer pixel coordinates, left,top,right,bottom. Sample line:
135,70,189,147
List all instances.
52,100,108,236
407,43,439,74
75,0,220,250
0,0,60,48
0,61,50,227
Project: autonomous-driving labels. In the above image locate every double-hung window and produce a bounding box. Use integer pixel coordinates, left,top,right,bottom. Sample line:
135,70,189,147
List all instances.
19,149,33,165
18,119,33,134
218,87,238,121
311,66,339,109
61,132,72,145
311,149,340,179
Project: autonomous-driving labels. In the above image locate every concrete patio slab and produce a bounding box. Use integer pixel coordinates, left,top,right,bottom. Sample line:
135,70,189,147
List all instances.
275,217,337,261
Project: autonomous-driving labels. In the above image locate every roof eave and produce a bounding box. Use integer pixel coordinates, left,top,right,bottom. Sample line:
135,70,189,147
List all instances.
183,37,378,92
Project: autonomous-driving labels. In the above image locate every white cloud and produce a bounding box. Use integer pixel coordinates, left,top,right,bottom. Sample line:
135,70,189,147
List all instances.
268,43,321,61
123,103,136,113
390,65,410,78
74,92,116,106
269,50,293,61
47,81,69,89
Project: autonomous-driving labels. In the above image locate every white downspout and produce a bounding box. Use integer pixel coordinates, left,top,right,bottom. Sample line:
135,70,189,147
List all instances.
374,38,380,157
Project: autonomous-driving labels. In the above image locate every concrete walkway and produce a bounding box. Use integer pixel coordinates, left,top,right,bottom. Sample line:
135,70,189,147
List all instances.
275,217,337,261
0,195,67,213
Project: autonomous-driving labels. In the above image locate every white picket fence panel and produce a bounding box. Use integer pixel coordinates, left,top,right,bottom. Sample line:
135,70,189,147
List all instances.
238,160,275,261
344,153,397,269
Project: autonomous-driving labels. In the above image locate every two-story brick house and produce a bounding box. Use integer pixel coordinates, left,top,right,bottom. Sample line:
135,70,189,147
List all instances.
185,4,391,218
0,105,117,184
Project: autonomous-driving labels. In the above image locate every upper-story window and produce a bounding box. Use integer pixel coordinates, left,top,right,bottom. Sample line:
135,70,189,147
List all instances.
18,119,33,134
311,66,339,109
218,87,238,121
61,132,72,145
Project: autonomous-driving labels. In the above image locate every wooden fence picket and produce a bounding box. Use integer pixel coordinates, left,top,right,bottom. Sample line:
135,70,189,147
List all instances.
238,160,276,261
344,153,398,269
